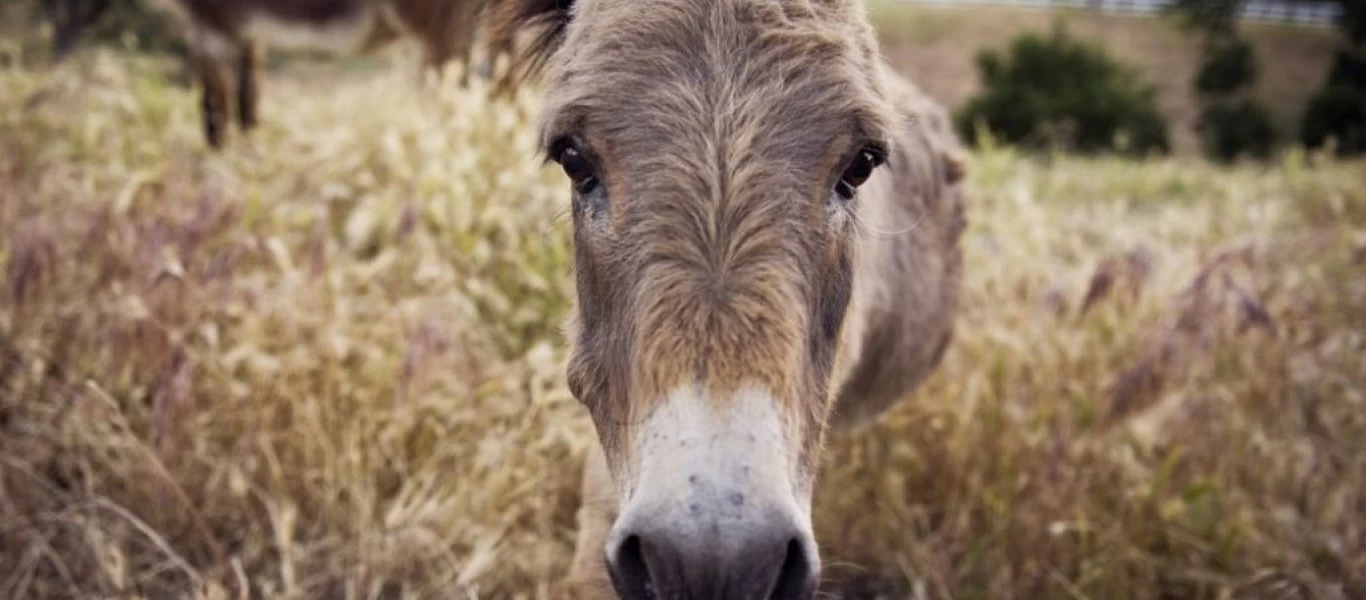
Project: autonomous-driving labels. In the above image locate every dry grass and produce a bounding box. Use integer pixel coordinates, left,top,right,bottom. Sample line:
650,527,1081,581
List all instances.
1,43,1364,600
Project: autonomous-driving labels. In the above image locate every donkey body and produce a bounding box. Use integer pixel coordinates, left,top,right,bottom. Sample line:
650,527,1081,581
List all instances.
495,0,967,597
146,0,503,148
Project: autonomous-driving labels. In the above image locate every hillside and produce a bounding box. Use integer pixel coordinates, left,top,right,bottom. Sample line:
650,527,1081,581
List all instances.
869,3,1343,152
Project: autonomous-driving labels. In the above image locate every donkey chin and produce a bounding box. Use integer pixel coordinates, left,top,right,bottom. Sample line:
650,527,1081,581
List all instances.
603,382,818,600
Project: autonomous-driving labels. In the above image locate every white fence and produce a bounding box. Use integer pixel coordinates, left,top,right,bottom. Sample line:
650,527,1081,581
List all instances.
905,0,1345,26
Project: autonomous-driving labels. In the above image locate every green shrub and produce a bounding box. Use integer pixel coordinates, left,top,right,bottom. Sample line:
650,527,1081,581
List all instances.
1300,49,1366,157
1166,0,1243,35
1323,49,1366,89
1301,85,1366,156
1189,33,1278,161
955,25,1170,156
1197,99,1279,161
1194,36,1258,97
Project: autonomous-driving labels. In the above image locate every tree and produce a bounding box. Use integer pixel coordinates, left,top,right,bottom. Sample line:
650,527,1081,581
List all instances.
1168,0,1281,161
1301,0,1366,156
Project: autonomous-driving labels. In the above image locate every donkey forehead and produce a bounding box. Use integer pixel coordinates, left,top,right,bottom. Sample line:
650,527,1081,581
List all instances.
539,0,891,167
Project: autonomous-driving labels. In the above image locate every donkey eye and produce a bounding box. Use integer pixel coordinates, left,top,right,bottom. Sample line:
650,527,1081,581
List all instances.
835,146,885,200
555,143,599,194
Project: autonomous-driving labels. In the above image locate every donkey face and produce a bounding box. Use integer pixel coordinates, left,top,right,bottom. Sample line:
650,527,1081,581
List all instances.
538,1,895,597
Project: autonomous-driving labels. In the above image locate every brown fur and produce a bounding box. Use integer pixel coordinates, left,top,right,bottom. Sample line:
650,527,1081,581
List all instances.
501,0,967,595
151,0,513,148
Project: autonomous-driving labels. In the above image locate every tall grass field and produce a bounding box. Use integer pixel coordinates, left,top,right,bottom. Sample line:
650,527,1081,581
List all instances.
0,43,1363,599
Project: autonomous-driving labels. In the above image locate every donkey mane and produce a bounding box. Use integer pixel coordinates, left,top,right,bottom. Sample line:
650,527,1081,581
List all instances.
491,0,874,90
486,0,575,88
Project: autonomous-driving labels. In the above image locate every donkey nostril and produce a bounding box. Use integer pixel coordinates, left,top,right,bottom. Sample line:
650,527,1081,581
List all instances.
608,535,656,600
608,520,816,599
770,538,816,600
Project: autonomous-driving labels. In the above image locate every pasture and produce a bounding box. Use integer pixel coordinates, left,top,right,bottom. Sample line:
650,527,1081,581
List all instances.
1,11,1364,600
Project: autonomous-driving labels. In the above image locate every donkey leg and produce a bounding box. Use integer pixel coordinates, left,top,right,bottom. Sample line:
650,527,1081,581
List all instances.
193,51,232,149
564,443,617,598
50,0,111,59
236,40,261,133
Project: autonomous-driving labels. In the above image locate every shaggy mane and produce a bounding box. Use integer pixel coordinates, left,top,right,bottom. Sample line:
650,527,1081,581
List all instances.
488,0,576,88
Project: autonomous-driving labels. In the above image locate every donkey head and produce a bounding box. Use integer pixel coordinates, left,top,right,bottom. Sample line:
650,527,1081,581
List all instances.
502,1,897,597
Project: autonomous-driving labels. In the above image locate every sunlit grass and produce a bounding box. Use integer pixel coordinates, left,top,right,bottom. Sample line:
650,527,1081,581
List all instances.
1,48,1362,599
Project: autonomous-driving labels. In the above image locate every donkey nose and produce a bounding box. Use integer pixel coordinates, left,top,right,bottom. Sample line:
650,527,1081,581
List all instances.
606,515,817,600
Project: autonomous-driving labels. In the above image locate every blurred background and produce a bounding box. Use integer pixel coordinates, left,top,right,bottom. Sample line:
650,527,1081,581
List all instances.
0,0,1362,599
3,0,1363,158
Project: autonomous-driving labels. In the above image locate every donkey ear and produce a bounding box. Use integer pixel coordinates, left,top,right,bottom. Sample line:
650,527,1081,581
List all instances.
487,0,577,88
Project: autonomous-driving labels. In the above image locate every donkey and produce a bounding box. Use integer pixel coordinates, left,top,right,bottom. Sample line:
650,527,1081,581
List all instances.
493,0,968,597
143,0,507,148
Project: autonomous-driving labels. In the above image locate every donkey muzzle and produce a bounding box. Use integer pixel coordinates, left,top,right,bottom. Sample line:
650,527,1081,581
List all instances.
604,383,818,599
